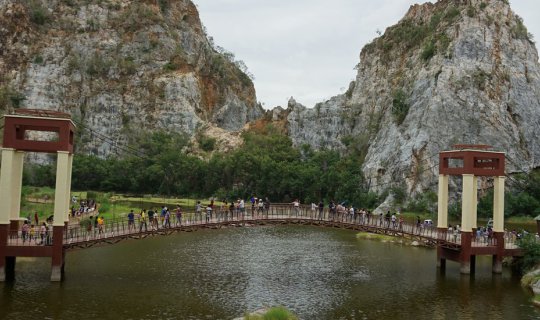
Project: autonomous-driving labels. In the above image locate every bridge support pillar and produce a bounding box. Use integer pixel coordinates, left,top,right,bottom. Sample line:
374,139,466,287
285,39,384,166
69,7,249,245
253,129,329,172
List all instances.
493,231,504,274
436,247,446,271
4,256,16,281
50,226,65,282
0,224,8,281
470,255,476,275
460,232,472,274
492,256,502,274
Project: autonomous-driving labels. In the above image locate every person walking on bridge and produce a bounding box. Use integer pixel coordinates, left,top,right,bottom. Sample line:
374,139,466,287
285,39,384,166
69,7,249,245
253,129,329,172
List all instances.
292,199,300,217
175,206,182,226
318,201,324,220
128,210,135,232
164,208,171,228
139,209,147,232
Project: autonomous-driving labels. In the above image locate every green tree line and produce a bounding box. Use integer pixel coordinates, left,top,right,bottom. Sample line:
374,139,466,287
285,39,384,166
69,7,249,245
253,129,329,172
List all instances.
20,129,540,216
23,130,380,208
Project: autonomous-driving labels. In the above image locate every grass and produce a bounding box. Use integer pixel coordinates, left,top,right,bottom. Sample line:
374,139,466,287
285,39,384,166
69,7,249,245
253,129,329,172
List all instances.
244,307,298,320
16,187,229,222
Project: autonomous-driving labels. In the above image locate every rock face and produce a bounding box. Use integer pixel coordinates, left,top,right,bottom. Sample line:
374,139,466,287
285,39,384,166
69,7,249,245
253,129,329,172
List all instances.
0,0,263,155
285,0,540,198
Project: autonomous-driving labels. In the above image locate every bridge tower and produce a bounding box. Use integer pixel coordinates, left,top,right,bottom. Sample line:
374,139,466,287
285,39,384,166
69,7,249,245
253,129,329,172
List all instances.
0,109,75,281
436,145,505,274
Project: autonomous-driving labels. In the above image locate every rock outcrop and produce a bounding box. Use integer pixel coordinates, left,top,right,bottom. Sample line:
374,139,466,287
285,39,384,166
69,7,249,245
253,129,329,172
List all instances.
0,0,263,155
284,0,540,199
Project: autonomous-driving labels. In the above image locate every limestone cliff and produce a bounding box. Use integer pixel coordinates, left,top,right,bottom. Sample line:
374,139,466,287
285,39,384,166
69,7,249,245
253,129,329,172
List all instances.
0,0,263,155
285,0,540,199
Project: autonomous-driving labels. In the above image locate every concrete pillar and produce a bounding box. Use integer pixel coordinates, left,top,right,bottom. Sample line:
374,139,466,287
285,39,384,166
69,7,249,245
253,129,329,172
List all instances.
51,226,65,281
472,176,478,229
493,176,505,233
63,154,73,223
492,254,503,274
460,232,472,274
0,148,16,225
0,224,8,281
437,247,446,271
437,174,449,229
4,256,16,281
461,174,475,232
52,151,70,282
53,151,70,227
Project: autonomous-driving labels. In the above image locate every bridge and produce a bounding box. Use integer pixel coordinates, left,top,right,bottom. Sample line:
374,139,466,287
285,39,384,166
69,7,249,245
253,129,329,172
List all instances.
3,205,523,277
0,111,526,281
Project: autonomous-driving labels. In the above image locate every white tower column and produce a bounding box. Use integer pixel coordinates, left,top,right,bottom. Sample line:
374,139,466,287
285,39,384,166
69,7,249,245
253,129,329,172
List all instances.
63,154,74,223
437,174,449,228
461,174,475,232
472,176,478,229
0,148,16,224
53,151,70,227
493,176,506,233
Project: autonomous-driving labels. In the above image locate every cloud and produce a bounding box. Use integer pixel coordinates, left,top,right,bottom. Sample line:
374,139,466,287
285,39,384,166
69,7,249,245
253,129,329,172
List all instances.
196,0,540,109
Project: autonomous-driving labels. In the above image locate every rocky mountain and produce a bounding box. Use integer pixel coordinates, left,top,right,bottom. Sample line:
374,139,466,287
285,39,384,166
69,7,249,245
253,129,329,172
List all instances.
0,0,263,155
282,0,540,202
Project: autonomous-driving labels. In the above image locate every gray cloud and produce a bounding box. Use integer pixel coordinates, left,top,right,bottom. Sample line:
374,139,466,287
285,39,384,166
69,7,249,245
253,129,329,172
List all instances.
196,0,540,109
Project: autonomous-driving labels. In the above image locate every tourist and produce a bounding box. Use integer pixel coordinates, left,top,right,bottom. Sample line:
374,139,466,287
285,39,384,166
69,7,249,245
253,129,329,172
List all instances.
239,199,245,219
39,222,47,245
34,211,39,226
229,202,235,221
175,206,182,226
164,208,171,228
21,221,29,244
206,204,212,223
264,197,271,216
258,198,264,216
195,201,202,222
128,210,135,231
139,209,147,232
45,221,52,245
292,199,300,217
29,224,35,243
391,213,396,228
148,208,156,230
311,202,317,218
98,216,104,235
160,206,166,227
328,201,336,221
251,196,256,215
318,201,324,220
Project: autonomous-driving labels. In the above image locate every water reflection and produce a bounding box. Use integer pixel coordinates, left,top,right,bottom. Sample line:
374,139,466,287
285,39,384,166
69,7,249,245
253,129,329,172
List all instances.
0,226,538,319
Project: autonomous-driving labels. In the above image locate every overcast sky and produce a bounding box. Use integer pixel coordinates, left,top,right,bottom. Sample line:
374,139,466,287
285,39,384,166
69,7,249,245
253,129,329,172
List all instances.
196,0,540,109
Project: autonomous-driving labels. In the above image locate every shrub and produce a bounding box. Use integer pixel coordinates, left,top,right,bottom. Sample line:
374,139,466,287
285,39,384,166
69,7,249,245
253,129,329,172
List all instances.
29,1,50,25
391,89,410,125
421,40,436,61
466,6,476,18
0,86,25,109
512,16,530,41
517,235,540,274
118,56,137,75
86,53,112,77
444,7,461,22
479,2,488,10
33,55,44,64
197,134,216,152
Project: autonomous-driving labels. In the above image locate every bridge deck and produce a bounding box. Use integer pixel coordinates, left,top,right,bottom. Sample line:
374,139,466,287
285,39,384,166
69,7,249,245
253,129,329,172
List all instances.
5,207,522,256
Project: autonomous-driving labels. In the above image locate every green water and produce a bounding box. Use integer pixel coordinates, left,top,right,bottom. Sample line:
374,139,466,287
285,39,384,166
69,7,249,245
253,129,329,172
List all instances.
1,226,538,319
